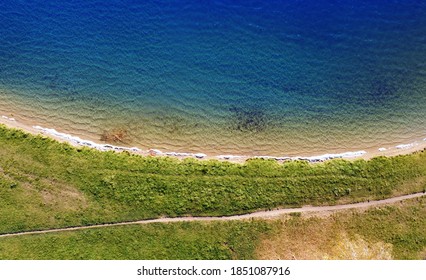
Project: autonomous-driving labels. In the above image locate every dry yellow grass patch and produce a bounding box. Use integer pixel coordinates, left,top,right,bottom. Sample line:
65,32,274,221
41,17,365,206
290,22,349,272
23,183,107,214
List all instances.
256,217,338,260
256,216,393,260
22,177,88,212
419,248,426,260
325,233,392,260
40,184,88,211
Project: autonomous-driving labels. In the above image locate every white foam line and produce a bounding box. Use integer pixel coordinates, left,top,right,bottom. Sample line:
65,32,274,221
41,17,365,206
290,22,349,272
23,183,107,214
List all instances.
30,125,372,162
217,155,246,160
395,142,417,149
26,125,426,163
217,151,367,163
149,149,206,158
292,150,367,163
2,115,15,121
32,126,209,159
33,125,141,153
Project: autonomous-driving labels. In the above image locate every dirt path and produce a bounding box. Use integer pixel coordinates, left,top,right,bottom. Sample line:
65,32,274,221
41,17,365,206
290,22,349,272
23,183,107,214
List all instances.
1,192,425,238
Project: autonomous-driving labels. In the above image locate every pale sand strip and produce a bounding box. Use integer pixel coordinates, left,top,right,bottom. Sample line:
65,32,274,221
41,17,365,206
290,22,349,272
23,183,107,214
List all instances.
0,192,424,238
1,116,425,163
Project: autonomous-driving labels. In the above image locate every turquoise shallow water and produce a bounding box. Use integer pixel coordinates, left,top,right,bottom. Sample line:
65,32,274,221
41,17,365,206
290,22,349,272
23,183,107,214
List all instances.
0,0,425,156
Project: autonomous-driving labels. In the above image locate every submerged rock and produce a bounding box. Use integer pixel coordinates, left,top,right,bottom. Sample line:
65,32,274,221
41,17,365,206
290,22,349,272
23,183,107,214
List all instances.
229,106,268,132
194,153,207,159
100,128,129,143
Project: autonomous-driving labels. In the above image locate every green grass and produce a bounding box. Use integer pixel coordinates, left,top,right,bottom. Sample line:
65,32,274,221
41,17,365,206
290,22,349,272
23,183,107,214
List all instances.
0,124,425,234
0,198,424,260
0,220,270,260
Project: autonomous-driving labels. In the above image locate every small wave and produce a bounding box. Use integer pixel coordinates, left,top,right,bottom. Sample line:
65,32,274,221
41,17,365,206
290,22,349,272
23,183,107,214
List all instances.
395,143,417,149
290,151,367,163
2,115,15,121
217,155,247,160
219,151,368,163
150,149,206,159
32,125,141,153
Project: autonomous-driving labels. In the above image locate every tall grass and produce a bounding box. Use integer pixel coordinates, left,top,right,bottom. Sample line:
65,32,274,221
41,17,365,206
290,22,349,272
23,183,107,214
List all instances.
1,197,424,260
0,124,425,233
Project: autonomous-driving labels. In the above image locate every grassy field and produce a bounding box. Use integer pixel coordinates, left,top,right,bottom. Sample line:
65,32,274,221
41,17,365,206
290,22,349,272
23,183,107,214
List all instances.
0,220,270,260
1,197,424,260
258,196,426,260
0,124,425,235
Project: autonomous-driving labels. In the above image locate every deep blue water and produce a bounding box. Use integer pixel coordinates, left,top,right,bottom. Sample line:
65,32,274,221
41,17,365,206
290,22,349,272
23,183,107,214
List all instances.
0,0,425,155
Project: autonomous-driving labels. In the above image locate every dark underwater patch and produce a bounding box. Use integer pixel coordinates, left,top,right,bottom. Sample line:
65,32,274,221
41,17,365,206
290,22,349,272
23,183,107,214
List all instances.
228,106,268,133
369,80,398,104
100,128,129,143
41,73,80,101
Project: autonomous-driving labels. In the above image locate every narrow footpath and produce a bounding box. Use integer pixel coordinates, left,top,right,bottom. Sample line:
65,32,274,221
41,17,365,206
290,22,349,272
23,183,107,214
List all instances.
1,192,424,238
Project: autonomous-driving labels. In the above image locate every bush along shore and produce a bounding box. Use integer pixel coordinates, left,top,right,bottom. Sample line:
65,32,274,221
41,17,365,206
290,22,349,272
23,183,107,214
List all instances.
0,124,425,234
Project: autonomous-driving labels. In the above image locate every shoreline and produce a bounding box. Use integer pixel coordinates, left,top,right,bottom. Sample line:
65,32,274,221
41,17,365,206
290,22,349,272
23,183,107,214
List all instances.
1,115,426,163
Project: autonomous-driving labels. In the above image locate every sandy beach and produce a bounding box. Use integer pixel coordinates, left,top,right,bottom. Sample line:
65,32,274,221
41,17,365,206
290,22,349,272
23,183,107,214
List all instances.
1,114,425,164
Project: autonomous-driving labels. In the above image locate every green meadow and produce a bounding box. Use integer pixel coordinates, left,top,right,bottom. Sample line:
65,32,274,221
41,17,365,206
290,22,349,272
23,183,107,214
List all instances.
0,197,424,260
0,124,425,235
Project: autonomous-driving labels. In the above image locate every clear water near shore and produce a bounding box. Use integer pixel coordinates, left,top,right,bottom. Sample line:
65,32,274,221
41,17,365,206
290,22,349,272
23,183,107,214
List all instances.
0,0,425,156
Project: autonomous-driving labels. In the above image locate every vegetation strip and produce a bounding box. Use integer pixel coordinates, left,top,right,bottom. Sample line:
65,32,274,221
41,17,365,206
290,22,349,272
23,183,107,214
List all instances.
1,192,424,238
1,124,425,234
